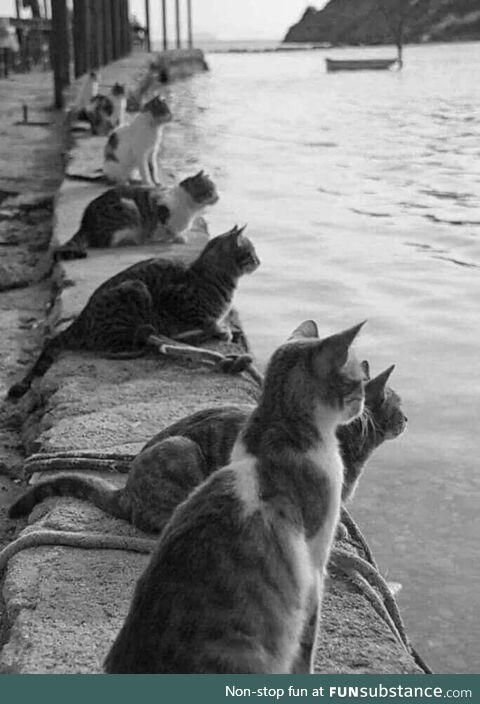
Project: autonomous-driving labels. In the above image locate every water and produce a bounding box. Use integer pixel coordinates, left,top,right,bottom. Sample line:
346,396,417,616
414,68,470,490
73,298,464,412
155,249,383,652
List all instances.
161,42,480,674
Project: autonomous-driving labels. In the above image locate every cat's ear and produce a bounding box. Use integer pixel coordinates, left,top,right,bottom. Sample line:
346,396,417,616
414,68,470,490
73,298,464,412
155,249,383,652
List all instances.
366,364,395,402
195,170,204,179
361,360,370,380
232,224,247,240
288,320,319,341
321,321,366,368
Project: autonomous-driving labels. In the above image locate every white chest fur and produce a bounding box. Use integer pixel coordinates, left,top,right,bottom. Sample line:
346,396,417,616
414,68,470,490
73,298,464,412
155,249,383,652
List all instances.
162,186,201,236
306,431,343,574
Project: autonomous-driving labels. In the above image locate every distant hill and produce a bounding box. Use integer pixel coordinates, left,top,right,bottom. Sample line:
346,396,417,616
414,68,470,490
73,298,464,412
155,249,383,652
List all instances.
284,0,480,44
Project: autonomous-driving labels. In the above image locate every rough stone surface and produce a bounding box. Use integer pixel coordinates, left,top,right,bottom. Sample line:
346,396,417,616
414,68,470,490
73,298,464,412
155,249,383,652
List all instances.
0,56,425,675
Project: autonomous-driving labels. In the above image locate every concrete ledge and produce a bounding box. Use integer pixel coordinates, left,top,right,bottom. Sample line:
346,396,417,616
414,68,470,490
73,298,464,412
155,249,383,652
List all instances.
0,54,425,675
152,49,209,84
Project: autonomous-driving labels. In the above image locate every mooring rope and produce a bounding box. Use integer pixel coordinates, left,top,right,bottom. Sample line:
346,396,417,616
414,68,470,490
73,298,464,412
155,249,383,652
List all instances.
0,496,432,673
0,530,155,574
148,333,264,388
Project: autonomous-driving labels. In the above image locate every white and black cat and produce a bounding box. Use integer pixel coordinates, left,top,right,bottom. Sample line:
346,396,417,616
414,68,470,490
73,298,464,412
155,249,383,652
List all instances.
103,95,172,185
74,70,99,120
84,83,127,135
56,171,219,260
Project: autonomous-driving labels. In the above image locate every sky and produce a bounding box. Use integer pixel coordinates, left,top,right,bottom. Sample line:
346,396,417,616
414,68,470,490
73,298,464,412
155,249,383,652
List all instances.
130,0,329,41
0,1,329,41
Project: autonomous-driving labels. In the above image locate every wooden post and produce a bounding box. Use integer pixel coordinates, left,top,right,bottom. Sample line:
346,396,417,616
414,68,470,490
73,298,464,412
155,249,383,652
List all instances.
73,0,91,77
162,0,167,51
120,0,129,56
175,0,181,49
111,0,121,60
186,0,192,49
89,0,101,68
119,0,125,56
43,0,48,18
102,0,112,64
144,0,151,52
125,0,132,54
50,0,69,108
15,1,20,18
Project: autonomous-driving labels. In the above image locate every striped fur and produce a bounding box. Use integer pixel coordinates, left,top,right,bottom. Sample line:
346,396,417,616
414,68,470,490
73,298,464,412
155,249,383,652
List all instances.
104,321,366,673
56,172,219,260
9,369,406,532
7,226,260,399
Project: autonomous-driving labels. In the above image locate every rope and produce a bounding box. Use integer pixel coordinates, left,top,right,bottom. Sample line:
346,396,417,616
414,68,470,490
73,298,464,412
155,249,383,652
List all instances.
0,530,155,574
340,506,378,569
330,546,433,674
147,333,264,388
1,516,432,673
23,455,132,478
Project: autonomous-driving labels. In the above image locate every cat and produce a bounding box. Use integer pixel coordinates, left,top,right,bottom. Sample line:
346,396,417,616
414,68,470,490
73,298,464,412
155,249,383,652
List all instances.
55,171,219,261
103,319,367,673
340,361,406,501
9,363,406,535
74,71,99,120
84,83,127,136
7,226,260,400
103,95,172,186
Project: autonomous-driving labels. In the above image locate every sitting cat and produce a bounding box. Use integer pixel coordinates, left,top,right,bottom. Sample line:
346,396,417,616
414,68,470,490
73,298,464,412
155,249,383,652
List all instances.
9,364,406,534
103,320,367,673
84,83,127,136
103,95,172,186
56,171,219,260
7,226,260,399
74,71,99,120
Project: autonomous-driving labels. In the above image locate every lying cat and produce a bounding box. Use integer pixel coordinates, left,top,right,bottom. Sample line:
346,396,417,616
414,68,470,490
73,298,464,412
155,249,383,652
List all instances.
83,83,127,136
103,95,172,185
10,364,406,534
56,171,219,260
104,320,367,673
7,225,260,399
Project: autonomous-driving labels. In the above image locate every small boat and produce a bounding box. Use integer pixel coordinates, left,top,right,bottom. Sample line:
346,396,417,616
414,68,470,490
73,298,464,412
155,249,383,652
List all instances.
326,57,397,72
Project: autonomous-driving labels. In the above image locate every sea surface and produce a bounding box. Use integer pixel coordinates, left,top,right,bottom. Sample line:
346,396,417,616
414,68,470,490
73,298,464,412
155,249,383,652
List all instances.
160,41,480,674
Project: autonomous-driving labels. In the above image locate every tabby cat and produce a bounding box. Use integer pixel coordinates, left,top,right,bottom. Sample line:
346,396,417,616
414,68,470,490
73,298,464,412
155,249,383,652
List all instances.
103,95,172,185
7,225,260,399
103,319,367,673
83,83,127,136
56,171,219,260
9,364,406,534
341,362,405,501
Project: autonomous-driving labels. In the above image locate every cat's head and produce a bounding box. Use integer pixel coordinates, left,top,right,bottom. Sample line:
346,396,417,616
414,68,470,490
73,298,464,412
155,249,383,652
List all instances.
111,82,126,97
364,363,407,440
197,225,260,276
180,171,219,206
142,95,172,125
264,320,368,426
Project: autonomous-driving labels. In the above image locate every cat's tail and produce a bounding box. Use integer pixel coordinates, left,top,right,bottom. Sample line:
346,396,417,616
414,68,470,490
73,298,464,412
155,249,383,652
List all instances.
8,474,131,523
55,228,89,260
7,334,64,400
